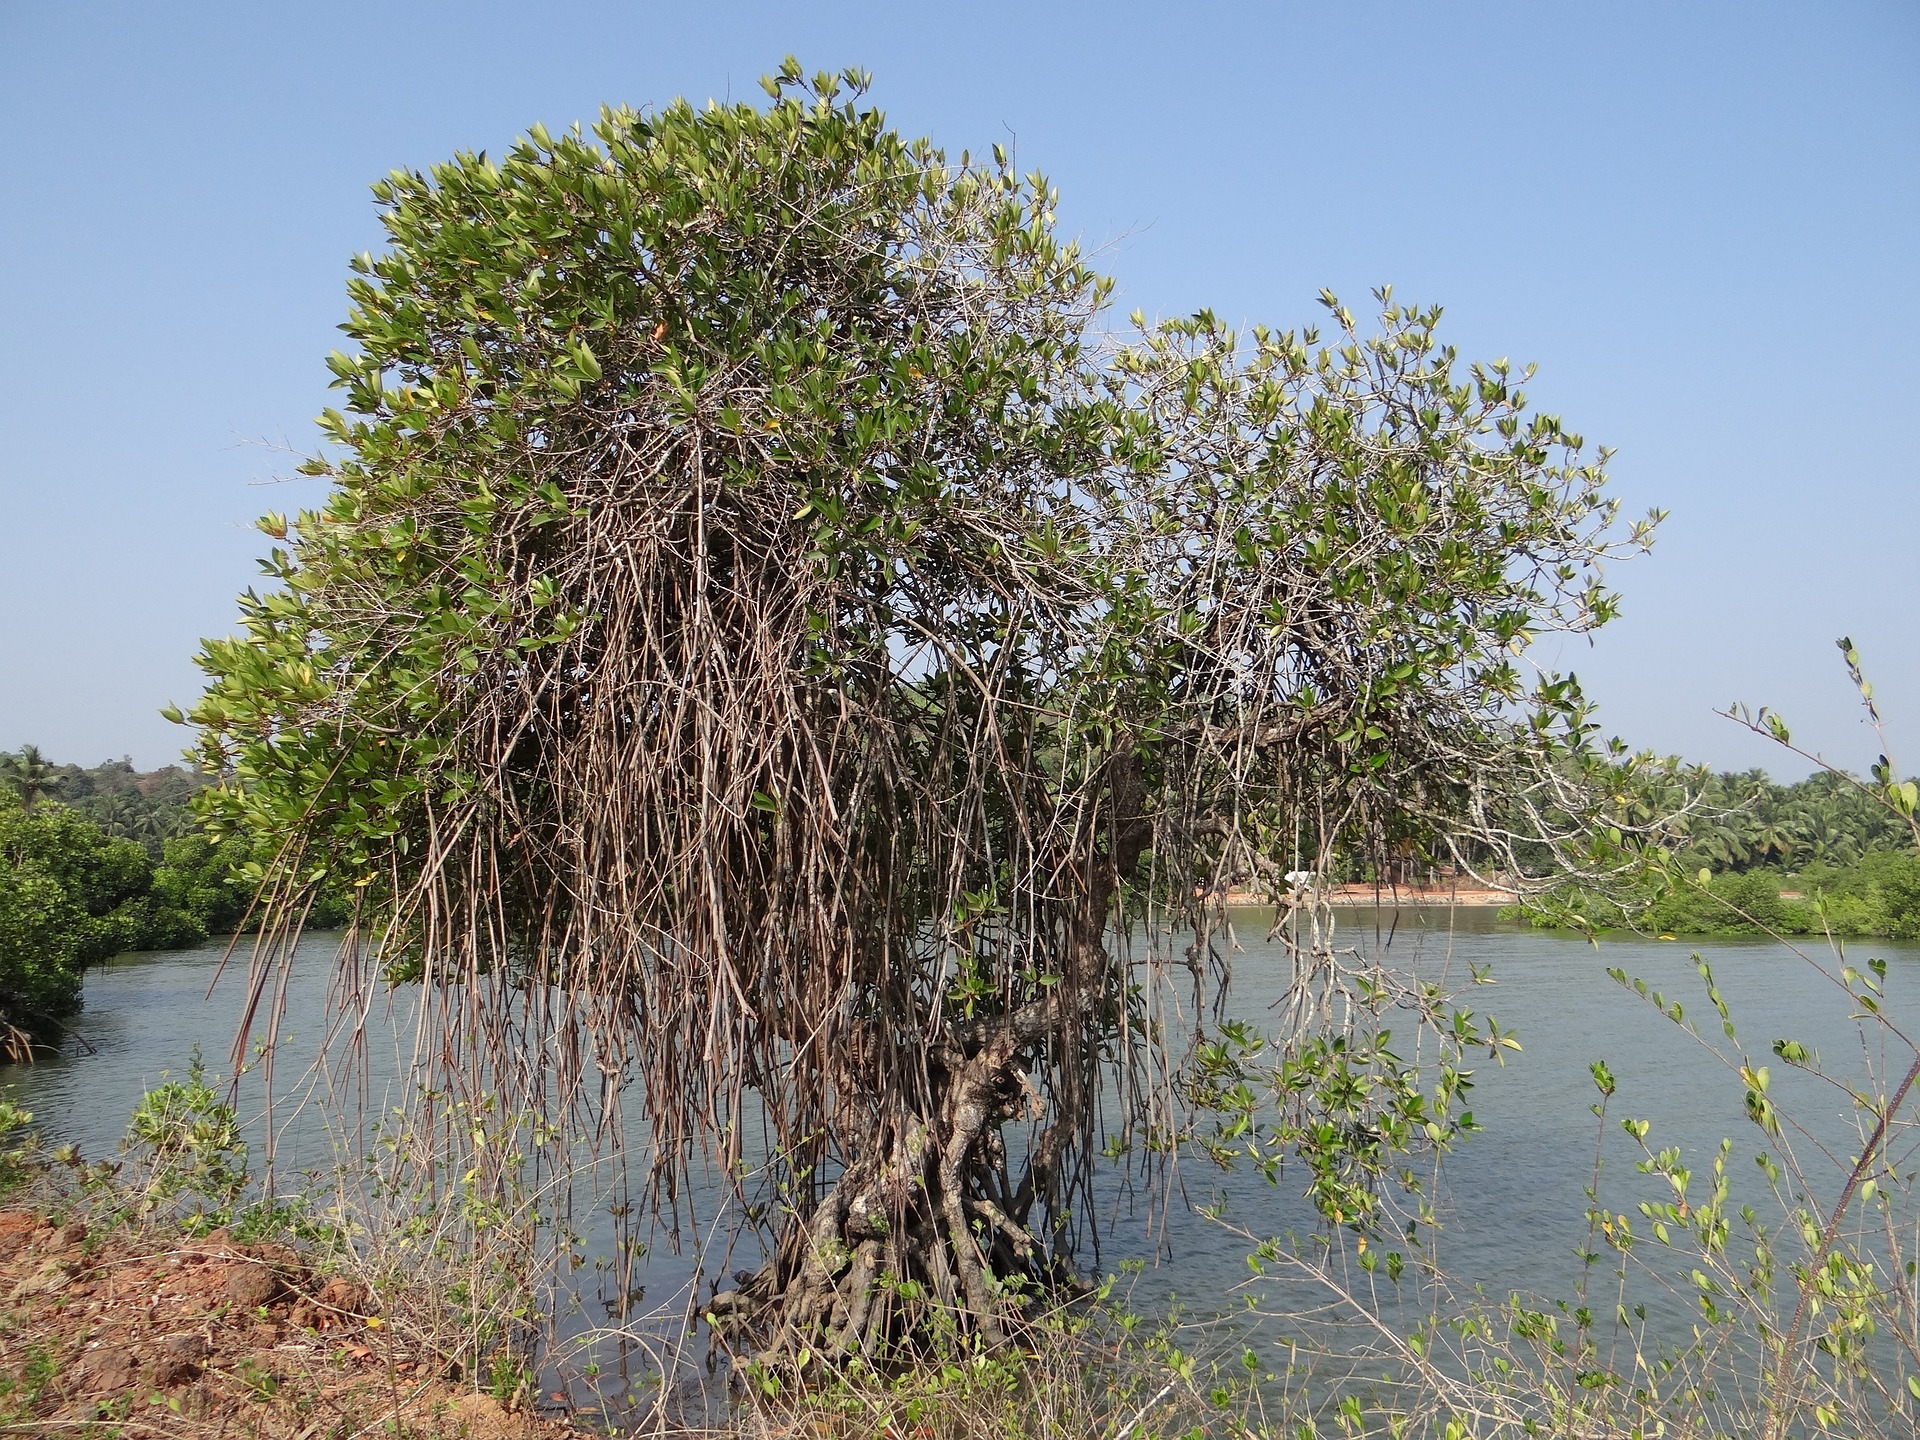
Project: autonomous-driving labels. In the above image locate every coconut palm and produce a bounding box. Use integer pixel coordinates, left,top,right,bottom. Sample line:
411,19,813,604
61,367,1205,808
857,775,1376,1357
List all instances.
88,790,140,839
0,745,59,809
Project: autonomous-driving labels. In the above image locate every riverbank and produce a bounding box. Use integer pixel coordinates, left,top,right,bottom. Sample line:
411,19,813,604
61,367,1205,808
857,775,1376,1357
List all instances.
1223,884,1518,907
0,1199,578,1440
0,1185,1229,1440
11,925,1916,1437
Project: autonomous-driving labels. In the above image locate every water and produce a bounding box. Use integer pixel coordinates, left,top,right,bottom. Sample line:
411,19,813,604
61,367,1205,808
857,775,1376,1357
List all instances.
7,911,1916,1419
0,934,433,1171
1198,907,1918,1266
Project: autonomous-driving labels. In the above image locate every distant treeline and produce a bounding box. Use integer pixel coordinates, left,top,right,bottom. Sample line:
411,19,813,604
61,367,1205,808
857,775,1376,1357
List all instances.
34,754,209,850
1518,766,1920,938
0,745,345,1047
1665,768,1907,874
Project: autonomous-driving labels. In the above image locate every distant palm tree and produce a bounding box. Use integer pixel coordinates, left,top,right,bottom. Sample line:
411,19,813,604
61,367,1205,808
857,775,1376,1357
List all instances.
93,790,139,838
132,803,185,846
1752,814,1808,867
0,744,58,809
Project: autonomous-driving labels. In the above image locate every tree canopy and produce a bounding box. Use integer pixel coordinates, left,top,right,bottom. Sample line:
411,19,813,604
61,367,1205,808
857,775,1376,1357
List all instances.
185,65,1658,1354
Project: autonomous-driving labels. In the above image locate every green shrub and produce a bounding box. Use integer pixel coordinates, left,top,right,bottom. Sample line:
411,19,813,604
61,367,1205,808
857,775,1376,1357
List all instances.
1517,848,1920,939
0,792,228,1037
1646,868,1802,936
1798,848,1920,938
0,1099,34,1197
121,1050,250,1220
0,862,88,1033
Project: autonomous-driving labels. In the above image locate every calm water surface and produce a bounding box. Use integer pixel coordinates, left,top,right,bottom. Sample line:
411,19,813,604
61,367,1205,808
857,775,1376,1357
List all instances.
7,909,1915,1413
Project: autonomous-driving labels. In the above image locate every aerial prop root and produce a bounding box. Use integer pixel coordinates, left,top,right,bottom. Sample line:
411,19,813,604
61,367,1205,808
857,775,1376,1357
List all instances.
705,1016,1081,1368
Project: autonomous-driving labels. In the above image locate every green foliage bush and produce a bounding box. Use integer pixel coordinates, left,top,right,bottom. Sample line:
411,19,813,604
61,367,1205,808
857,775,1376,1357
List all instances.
0,789,305,1039
0,858,88,1034
1795,847,1920,938
0,792,168,1035
1639,853,1920,939
120,1049,251,1221
1516,846,1920,939
149,830,256,936
1644,868,1800,936
1507,732,1920,937
0,1099,35,1199
1515,751,1920,938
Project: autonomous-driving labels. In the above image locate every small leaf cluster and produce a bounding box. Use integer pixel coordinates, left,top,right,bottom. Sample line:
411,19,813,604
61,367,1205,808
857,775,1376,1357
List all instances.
1188,992,1518,1283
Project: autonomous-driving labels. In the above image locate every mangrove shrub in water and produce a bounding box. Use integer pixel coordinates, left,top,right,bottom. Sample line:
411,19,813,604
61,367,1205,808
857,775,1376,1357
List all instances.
183,63,1659,1355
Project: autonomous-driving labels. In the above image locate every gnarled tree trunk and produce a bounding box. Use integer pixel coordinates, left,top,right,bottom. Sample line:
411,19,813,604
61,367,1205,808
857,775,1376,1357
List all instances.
709,1011,1072,1359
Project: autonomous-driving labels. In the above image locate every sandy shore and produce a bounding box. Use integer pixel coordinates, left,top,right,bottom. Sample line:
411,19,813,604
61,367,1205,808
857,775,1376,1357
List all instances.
1222,886,1519,907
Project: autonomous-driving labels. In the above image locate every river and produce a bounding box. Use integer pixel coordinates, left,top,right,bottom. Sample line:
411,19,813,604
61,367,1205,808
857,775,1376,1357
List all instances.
6,907,1915,1424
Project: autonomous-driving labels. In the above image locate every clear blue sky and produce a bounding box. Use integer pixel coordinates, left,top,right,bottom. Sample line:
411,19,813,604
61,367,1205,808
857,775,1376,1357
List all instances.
2,2,1914,776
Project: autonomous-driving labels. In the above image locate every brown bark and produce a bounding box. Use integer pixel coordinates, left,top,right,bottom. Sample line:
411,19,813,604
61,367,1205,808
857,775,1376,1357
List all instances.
705,1002,1080,1363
